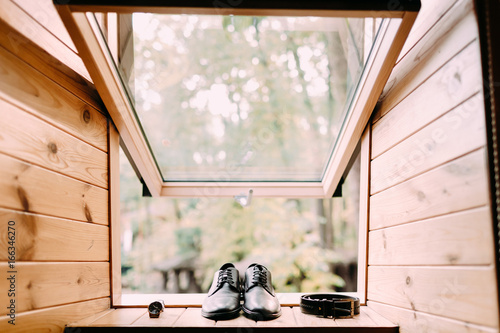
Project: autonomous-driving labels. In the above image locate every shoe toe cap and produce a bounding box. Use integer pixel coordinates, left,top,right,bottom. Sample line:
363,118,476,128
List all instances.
244,289,280,315
202,294,240,314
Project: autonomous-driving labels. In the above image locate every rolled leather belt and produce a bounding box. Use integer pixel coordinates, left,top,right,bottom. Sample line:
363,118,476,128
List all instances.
300,294,360,319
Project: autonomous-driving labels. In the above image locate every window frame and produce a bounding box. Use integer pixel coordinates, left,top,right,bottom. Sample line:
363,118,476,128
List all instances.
55,1,418,198
55,0,418,307
109,122,372,307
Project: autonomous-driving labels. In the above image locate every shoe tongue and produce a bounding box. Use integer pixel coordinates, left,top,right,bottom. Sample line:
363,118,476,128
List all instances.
219,263,235,270
247,264,273,294
249,263,265,271
211,265,238,294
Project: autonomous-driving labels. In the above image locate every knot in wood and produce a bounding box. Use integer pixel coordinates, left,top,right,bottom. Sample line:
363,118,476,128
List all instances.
83,109,91,123
48,142,58,154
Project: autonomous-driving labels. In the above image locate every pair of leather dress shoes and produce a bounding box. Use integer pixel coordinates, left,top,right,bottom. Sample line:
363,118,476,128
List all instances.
201,263,281,321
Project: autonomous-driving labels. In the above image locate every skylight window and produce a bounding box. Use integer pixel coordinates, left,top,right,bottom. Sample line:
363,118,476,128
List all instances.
122,14,369,182
55,1,419,197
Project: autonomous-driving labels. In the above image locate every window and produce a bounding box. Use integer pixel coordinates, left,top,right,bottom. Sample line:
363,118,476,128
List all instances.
120,146,361,296
56,0,419,197
55,0,419,305
121,14,370,184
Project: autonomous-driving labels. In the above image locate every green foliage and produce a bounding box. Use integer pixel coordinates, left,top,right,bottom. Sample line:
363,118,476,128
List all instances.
119,13,364,294
120,150,359,293
130,14,366,181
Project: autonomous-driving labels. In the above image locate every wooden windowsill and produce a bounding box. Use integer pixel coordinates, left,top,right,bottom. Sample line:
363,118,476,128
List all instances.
65,306,397,332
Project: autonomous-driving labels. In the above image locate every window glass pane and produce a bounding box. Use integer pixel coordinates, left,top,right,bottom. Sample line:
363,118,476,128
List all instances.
114,14,377,182
120,147,360,293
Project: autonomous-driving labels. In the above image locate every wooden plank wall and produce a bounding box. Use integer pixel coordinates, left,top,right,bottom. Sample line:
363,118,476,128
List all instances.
0,0,111,331
367,0,499,332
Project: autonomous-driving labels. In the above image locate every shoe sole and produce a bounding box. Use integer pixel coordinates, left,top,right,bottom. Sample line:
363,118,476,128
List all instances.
242,306,282,321
201,306,241,320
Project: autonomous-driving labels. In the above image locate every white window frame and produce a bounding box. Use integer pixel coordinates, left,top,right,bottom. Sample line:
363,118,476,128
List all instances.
108,123,372,307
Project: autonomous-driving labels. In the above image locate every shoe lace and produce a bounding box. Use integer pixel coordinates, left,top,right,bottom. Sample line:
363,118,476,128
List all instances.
217,269,234,287
252,269,267,286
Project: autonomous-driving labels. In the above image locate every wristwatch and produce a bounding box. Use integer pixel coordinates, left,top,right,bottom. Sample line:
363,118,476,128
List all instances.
148,300,165,318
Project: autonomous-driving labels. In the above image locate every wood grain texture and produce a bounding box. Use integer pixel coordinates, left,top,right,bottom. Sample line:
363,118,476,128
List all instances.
0,0,91,81
68,306,399,329
0,262,109,315
255,307,296,327
0,99,108,188
67,308,115,327
0,297,110,332
0,18,102,111
215,312,257,327
109,123,122,304
89,308,146,326
64,10,163,196
396,0,458,63
0,153,109,225
368,301,498,333
372,40,484,160
371,92,486,194
12,0,77,52
367,266,498,327
132,307,186,327
375,0,477,122
335,306,397,328
370,149,488,230
365,1,498,332
172,307,216,327
292,306,340,327
0,208,109,261
0,45,107,152
369,207,494,266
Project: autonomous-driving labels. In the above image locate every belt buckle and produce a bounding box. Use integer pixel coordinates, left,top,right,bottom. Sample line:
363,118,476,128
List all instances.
334,299,355,319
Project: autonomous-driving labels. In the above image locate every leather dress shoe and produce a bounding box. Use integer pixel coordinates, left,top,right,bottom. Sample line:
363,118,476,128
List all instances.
201,263,241,320
242,263,281,320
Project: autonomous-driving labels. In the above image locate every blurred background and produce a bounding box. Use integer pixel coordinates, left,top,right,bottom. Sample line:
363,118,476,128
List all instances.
117,13,366,295
120,148,360,294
